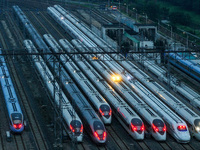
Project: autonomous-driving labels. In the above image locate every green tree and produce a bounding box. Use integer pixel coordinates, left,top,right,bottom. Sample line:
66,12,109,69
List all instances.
169,11,191,26
144,1,160,20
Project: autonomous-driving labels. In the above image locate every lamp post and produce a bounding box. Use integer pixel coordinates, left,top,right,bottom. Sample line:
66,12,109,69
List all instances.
183,31,189,50
168,24,172,40
133,8,137,23
142,13,147,24
124,3,128,14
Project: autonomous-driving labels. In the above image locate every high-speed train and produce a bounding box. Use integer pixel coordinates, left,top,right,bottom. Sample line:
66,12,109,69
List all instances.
72,39,166,141
132,53,200,111
119,58,200,141
23,40,83,142
12,5,107,144
48,5,193,142
0,48,24,133
12,5,49,53
46,53,107,144
46,7,165,141
54,5,194,142
59,38,145,140
165,52,200,82
103,56,192,143
43,34,112,124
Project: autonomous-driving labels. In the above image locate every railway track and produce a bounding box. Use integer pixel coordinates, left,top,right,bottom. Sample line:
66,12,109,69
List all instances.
25,8,145,150
25,8,172,150
0,20,27,150
66,8,200,150
0,4,199,149
0,11,50,149
25,7,192,149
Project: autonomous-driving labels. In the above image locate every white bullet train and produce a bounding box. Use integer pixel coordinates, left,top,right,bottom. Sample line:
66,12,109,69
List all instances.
14,5,107,144
43,34,112,125
13,5,49,53
23,40,83,142
53,5,195,143
104,58,192,143
131,53,200,110
120,58,200,141
46,6,166,141
71,39,166,141
0,48,24,133
49,59,107,144
47,5,193,143
59,38,145,140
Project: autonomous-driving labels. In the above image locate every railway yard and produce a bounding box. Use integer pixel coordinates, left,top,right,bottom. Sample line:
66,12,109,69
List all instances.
0,1,200,150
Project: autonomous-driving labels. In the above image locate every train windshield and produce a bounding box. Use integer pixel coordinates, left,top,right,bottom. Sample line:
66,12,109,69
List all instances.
11,113,22,124
70,120,83,135
93,121,104,134
194,119,200,132
152,119,166,134
99,104,111,118
93,121,106,140
131,118,144,133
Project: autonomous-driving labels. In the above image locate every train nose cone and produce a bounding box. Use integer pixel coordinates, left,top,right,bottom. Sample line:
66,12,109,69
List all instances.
177,132,191,143
135,132,144,140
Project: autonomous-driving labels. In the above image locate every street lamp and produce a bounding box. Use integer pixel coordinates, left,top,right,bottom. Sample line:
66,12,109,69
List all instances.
142,13,148,24
167,24,172,40
183,31,189,50
124,3,128,14
133,8,137,23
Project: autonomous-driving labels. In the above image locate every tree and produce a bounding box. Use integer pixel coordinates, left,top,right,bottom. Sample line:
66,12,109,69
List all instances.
169,11,191,26
144,1,160,20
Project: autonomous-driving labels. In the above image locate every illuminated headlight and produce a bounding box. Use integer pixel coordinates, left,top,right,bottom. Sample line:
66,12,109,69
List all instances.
111,74,122,82
196,127,200,132
127,76,131,80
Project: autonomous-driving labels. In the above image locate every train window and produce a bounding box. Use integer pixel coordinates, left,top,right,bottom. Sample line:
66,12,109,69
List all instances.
131,118,143,126
131,118,144,132
70,120,82,133
93,121,104,135
11,113,22,124
99,105,111,117
152,119,166,133
153,119,164,127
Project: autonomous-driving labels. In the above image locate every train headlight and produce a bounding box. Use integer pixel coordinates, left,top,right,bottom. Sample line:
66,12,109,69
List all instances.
196,127,200,132
127,76,131,80
111,74,122,82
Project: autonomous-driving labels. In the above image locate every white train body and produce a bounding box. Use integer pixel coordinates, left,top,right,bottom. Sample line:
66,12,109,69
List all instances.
0,50,24,133
132,53,200,110
60,39,145,140
117,59,200,141
23,40,83,142
48,4,194,143
71,39,166,141
43,34,112,124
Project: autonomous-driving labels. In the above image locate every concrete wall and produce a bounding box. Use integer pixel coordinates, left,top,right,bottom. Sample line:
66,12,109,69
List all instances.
92,26,118,50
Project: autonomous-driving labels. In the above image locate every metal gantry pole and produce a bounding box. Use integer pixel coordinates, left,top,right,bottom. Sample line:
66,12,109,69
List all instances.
58,54,63,149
